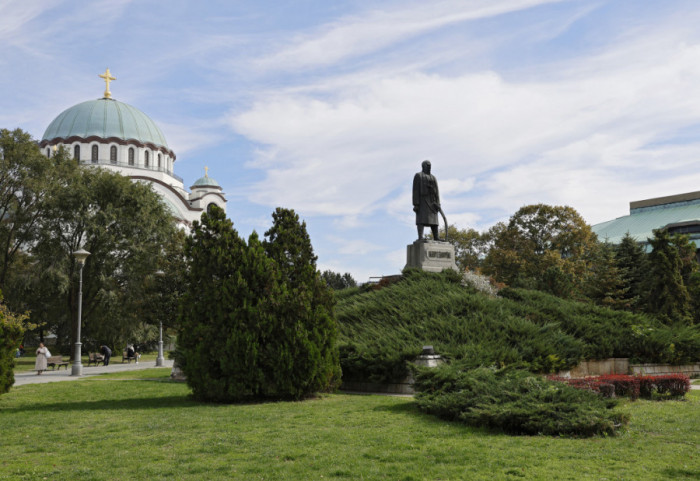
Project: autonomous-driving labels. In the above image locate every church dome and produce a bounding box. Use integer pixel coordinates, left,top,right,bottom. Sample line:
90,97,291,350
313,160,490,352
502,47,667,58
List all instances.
42,98,169,150
191,172,221,189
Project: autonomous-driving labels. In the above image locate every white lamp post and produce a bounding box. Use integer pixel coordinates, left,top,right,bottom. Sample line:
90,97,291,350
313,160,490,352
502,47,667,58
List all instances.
154,270,165,367
72,248,90,376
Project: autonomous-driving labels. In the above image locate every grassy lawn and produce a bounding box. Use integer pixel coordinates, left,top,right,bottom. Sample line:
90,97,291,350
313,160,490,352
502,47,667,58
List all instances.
0,373,698,481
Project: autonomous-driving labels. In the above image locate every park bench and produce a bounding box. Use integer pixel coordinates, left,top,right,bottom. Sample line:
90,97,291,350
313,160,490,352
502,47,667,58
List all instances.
47,355,69,370
122,351,139,363
87,352,105,367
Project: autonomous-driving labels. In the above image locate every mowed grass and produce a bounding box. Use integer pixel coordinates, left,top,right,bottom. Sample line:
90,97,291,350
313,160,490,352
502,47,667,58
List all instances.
0,375,698,481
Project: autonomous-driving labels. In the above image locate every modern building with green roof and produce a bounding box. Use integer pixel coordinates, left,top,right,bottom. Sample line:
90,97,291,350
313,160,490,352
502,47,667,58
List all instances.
592,191,700,248
39,69,226,226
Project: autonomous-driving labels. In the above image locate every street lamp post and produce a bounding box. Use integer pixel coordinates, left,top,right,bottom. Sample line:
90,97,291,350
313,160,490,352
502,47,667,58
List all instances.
72,248,90,376
154,270,165,367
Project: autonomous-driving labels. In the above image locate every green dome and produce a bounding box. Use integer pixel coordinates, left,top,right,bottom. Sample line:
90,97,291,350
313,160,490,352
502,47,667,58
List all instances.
191,174,221,189
42,98,168,148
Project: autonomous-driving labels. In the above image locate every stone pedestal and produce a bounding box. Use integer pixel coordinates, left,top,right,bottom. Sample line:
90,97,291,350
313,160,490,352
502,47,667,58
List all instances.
404,240,458,272
413,345,444,368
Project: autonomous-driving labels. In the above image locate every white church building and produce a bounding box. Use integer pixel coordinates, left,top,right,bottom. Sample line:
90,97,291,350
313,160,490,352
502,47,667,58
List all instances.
38,69,226,226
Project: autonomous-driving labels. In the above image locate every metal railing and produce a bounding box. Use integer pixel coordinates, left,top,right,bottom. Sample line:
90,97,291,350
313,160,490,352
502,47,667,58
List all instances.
82,158,184,183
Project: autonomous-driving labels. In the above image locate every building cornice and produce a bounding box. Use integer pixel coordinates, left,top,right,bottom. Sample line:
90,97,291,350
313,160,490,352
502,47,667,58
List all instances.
39,136,176,161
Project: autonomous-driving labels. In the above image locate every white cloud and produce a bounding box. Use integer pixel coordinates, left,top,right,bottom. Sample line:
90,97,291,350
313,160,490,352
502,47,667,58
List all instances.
231,17,700,231
255,0,564,72
157,121,224,157
0,0,57,43
326,235,383,256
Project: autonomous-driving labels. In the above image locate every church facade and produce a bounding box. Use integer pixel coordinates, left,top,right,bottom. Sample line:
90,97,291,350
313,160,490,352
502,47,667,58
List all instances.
38,69,226,226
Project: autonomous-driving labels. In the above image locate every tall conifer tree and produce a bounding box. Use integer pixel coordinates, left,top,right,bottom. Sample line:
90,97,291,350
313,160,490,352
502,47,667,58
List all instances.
614,233,647,311
178,206,340,402
645,229,692,324
263,208,341,398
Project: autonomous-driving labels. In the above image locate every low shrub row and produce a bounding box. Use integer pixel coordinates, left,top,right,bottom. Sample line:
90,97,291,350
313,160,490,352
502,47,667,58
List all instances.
414,365,628,437
548,374,691,400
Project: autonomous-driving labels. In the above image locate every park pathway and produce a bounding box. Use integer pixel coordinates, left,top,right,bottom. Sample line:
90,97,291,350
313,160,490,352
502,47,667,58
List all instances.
12,360,174,387
12,361,699,392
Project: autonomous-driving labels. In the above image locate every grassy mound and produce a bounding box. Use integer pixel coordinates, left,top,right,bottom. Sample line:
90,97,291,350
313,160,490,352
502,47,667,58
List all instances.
336,270,700,383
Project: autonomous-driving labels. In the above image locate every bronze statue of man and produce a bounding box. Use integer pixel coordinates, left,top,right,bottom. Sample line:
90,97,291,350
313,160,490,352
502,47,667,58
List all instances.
413,160,441,240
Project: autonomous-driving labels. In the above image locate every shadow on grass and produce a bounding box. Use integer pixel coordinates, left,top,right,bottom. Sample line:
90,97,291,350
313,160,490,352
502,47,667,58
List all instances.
661,468,700,480
1,394,202,414
372,400,419,415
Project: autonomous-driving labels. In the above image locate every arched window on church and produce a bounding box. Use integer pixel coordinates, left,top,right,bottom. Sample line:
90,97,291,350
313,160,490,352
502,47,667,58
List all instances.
110,146,117,164
74,145,80,161
46,148,51,158
92,145,98,163
145,150,149,168
128,147,134,166
158,153,162,169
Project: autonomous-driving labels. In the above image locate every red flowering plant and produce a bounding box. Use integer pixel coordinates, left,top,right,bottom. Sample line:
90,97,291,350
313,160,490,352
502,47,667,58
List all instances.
548,374,690,400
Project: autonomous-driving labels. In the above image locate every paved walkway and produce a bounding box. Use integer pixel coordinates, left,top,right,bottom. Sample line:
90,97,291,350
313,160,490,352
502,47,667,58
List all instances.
12,361,699,391
13,360,174,387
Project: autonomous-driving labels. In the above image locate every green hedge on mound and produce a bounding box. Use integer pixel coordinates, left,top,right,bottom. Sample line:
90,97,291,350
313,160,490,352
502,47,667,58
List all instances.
414,366,628,437
498,288,700,364
336,270,700,383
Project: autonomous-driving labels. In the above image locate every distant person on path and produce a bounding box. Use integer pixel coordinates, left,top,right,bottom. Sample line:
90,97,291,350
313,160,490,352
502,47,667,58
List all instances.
413,160,442,240
100,345,112,366
35,342,50,375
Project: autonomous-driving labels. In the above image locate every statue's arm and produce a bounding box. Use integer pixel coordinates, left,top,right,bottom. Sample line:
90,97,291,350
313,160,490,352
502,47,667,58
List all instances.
412,174,420,210
435,176,441,208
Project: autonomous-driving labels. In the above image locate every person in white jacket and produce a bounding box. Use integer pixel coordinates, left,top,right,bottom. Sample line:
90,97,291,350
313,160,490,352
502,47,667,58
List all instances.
35,342,50,375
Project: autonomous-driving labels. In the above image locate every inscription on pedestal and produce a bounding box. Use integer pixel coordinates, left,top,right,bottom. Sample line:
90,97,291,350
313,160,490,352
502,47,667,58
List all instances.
405,240,458,273
428,251,451,259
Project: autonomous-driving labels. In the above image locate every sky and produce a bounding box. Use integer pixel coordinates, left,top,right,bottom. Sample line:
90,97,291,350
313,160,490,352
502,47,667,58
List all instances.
3,0,700,282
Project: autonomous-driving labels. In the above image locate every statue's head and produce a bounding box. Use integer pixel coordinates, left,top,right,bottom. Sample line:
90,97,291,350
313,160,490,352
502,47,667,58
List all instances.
421,160,431,174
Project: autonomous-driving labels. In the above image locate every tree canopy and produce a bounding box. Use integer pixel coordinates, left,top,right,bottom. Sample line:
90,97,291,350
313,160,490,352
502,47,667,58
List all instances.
482,204,597,296
0,129,178,351
321,270,357,290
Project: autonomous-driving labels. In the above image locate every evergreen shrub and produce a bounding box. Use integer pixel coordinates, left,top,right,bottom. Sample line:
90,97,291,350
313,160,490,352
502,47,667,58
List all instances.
0,299,25,395
498,288,700,364
414,365,627,437
337,270,699,383
177,207,340,402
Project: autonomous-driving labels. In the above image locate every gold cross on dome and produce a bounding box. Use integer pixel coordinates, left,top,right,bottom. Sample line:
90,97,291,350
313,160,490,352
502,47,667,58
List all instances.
205,166,209,177
99,68,116,99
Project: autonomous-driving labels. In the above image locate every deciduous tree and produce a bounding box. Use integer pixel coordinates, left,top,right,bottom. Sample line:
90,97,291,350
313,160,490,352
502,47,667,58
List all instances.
482,204,597,296
0,129,53,290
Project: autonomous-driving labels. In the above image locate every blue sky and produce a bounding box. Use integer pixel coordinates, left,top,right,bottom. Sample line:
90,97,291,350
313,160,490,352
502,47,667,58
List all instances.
3,0,700,281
